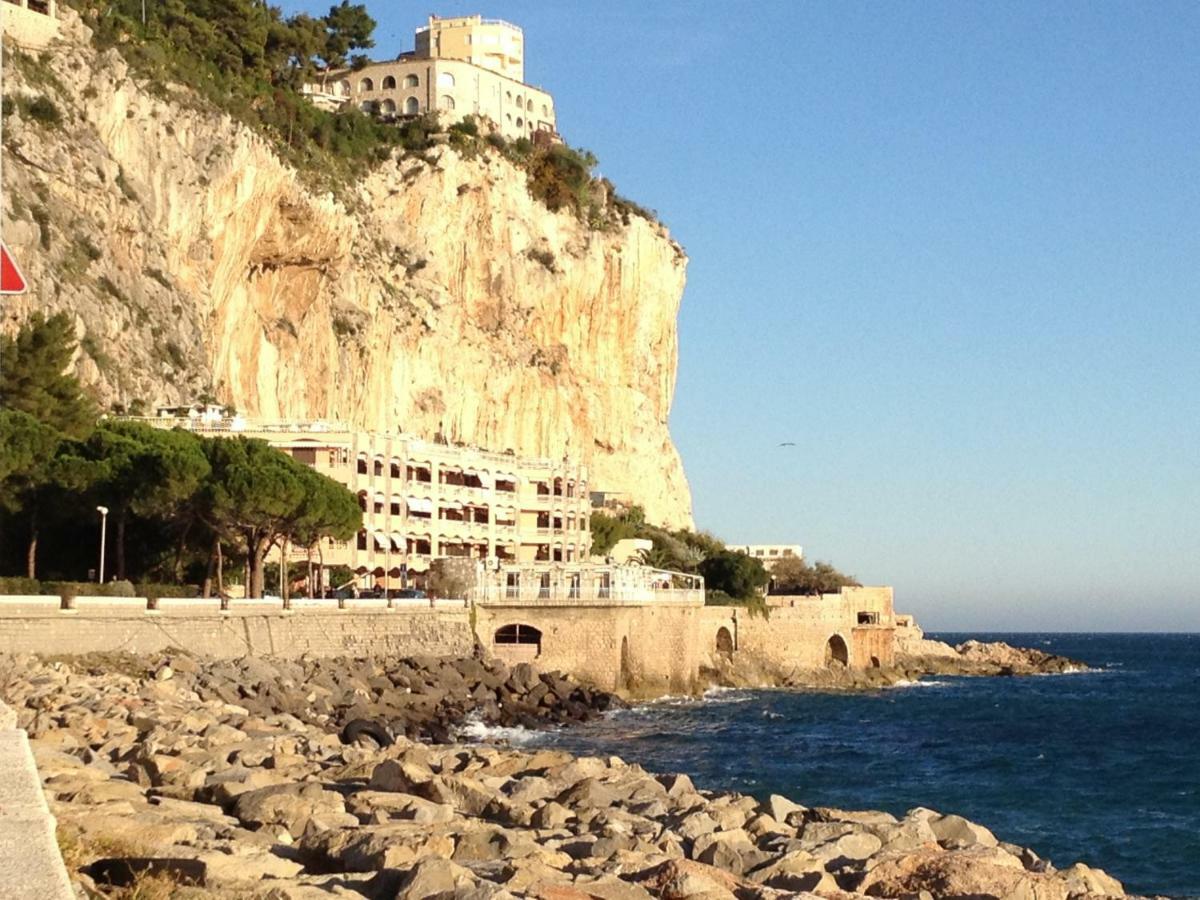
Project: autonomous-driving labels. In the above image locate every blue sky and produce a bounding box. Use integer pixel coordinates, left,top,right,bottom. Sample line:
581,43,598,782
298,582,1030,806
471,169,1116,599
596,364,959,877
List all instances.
282,2,1199,631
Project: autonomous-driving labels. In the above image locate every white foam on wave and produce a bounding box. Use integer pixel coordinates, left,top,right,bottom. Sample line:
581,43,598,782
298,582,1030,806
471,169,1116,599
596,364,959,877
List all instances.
887,678,950,689
455,715,543,746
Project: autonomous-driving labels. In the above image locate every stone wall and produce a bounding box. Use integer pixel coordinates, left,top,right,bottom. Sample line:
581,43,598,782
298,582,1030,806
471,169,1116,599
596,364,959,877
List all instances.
0,603,473,659
474,601,704,696
698,587,897,673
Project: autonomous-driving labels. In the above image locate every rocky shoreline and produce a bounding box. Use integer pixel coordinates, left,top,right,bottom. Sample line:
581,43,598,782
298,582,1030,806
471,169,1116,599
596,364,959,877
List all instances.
0,651,1127,900
704,633,1088,692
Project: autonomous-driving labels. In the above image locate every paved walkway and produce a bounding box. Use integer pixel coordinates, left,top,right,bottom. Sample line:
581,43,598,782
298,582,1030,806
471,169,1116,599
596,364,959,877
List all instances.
0,696,74,899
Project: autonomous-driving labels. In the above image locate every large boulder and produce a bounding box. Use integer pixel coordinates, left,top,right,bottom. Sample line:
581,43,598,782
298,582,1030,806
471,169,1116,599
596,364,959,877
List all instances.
232,782,355,838
859,847,1069,900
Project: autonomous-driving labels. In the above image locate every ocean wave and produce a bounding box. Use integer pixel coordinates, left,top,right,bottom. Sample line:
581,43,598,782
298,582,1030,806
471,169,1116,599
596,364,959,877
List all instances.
887,679,950,689
456,715,544,746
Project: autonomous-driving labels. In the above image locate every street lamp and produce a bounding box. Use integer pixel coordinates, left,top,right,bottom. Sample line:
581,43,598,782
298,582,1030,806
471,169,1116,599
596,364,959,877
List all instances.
96,506,109,583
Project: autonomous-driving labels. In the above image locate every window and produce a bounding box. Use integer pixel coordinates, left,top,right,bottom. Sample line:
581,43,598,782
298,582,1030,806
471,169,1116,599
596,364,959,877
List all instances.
404,96,419,115
404,74,419,88
382,75,396,89
339,80,351,96
379,99,395,115
437,72,456,88
515,117,523,128
360,77,374,91
542,104,549,116
527,99,533,111
440,95,456,111
360,100,375,113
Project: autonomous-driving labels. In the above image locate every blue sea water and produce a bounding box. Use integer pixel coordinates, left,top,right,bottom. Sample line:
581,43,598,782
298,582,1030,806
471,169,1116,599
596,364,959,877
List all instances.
524,633,1200,897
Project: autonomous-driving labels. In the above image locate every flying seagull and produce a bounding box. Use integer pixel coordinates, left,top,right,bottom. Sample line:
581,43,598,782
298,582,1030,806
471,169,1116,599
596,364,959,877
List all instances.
779,442,796,447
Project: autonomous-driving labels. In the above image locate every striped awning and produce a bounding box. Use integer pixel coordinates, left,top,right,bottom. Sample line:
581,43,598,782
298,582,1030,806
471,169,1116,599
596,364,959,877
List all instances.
372,531,388,550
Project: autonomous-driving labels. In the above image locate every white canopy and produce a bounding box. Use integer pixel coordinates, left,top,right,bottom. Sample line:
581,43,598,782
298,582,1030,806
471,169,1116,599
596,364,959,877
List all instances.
406,497,434,514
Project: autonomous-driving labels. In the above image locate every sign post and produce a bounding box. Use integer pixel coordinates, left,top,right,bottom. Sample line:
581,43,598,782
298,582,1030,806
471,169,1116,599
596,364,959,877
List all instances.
0,242,27,294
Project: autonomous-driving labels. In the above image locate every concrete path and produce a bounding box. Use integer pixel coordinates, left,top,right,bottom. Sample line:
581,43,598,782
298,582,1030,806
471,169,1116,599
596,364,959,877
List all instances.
0,696,74,899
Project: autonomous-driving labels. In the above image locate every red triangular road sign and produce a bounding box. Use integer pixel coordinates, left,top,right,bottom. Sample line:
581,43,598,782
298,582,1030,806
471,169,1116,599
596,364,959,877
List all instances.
1,242,28,294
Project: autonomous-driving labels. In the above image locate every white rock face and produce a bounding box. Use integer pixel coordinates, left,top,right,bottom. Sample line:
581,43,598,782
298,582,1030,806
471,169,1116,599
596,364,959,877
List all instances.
0,10,693,527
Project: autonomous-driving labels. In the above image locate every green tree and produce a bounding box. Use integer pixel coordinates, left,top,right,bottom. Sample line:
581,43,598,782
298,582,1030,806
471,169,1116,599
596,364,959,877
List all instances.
320,1,376,74
698,550,769,602
0,410,62,577
0,312,96,438
199,436,360,598
770,557,861,595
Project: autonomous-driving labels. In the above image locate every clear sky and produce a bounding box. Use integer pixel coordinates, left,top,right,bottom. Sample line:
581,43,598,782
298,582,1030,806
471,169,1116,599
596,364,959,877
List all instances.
282,2,1200,631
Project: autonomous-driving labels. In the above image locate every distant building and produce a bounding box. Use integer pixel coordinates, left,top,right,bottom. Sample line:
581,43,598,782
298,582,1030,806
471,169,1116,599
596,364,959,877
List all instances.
135,414,591,590
1,0,59,50
302,14,556,142
728,544,804,571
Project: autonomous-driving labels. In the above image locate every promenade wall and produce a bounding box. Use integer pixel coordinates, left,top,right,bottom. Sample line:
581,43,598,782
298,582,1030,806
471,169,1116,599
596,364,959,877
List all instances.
0,597,473,659
0,586,898,689
0,697,73,899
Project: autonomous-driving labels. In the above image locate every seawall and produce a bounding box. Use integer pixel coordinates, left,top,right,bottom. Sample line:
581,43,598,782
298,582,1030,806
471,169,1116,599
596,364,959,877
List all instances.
0,597,473,659
0,586,899,692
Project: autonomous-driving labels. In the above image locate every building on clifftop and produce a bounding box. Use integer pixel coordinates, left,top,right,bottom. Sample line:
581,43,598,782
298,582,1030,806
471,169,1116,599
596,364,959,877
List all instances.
302,14,557,142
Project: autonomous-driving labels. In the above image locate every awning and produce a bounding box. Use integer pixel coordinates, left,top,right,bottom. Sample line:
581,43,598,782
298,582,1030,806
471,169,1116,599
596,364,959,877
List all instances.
390,532,405,551
406,496,434,514
372,531,388,550
390,494,403,506
373,492,386,504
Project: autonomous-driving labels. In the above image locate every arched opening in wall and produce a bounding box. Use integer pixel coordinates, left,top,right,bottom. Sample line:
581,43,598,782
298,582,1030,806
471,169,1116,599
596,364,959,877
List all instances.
440,94,456,111
493,623,542,665
715,626,734,659
870,656,881,668
382,75,396,89
438,72,456,88
379,99,396,115
404,74,419,88
619,635,632,691
360,77,374,91
825,634,849,668
404,96,420,115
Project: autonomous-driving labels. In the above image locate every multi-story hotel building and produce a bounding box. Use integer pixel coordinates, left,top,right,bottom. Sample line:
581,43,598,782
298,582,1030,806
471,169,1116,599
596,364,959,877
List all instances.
728,544,804,570
302,14,556,142
143,411,591,587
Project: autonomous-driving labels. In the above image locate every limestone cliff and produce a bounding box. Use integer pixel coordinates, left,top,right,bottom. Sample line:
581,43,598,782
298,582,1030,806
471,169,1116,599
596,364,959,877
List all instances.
0,12,693,527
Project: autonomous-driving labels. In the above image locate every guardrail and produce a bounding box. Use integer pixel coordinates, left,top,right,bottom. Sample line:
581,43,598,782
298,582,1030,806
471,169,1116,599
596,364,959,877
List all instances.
0,595,470,613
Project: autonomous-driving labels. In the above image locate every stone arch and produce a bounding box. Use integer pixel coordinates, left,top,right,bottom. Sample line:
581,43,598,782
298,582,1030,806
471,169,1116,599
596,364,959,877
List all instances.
438,71,456,88
870,656,881,668
619,635,632,690
440,94,456,111
381,75,396,89
379,99,396,115
825,634,849,668
493,623,542,663
359,76,374,91
404,74,419,88
715,626,734,659
404,96,420,115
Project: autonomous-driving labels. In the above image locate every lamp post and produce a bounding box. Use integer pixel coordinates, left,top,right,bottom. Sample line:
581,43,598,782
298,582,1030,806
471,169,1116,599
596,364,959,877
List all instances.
96,506,109,583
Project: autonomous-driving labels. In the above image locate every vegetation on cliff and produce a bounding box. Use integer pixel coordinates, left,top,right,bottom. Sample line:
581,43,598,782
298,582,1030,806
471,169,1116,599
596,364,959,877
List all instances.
591,505,860,609
0,315,361,595
64,0,657,226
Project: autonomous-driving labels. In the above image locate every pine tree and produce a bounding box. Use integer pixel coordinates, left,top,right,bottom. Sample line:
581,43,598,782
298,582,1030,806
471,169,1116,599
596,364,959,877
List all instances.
0,312,96,438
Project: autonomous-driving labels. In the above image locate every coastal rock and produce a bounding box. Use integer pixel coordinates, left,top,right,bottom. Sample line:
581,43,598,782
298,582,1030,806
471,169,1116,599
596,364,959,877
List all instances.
0,652,1129,900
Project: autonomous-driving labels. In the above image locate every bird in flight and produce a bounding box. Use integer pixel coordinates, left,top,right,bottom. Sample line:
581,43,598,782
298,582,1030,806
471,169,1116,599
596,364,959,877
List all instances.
779,442,796,447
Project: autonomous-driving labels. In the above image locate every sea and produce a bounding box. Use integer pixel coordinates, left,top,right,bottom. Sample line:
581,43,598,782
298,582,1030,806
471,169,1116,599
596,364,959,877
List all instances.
475,633,1200,897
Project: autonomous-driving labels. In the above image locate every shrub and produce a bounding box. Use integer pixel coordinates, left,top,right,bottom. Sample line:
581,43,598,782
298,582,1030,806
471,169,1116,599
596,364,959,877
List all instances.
20,95,63,127
136,583,199,600
0,576,42,595
42,580,137,597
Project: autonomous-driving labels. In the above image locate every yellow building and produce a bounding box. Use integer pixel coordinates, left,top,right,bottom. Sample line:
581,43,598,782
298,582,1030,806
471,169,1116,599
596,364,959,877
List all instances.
139,414,591,589
1,0,60,50
302,14,556,141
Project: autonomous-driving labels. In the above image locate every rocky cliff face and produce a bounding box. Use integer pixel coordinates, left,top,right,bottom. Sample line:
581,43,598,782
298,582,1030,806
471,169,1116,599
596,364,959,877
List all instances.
0,12,693,527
